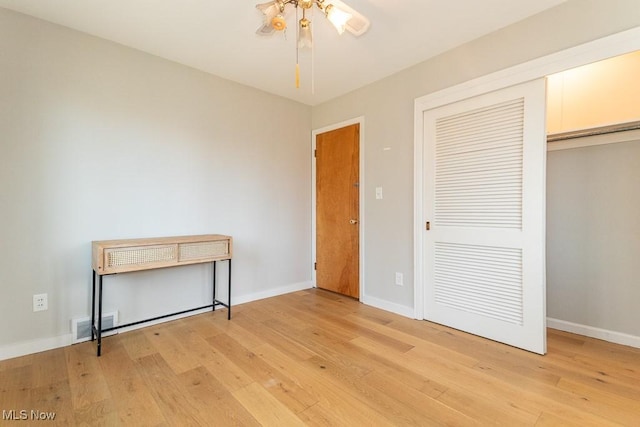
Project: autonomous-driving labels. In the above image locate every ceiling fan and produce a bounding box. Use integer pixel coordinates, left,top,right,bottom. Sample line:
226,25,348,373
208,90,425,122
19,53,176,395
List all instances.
255,0,370,89
256,0,370,88
255,0,370,38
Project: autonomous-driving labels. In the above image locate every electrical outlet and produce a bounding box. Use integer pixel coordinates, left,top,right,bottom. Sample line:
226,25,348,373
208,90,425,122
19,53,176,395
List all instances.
33,293,48,312
395,272,403,286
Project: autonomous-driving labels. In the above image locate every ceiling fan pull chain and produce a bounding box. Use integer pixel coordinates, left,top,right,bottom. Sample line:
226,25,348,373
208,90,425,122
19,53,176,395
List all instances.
295,5,300,88
311,21,315,94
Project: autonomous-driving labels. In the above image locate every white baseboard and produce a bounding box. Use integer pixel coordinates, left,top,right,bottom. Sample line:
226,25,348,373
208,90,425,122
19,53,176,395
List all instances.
0,281,314,362
0,334,73,362
361,294,415,319
232,281,313,305
547,317,640,349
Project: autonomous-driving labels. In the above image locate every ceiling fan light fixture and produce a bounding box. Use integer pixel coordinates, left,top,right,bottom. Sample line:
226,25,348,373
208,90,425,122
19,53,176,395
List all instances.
271,14,287,31
299,0,314,9
329,0,370,36
256,1,278,18
254,0,369,89
298,18,313,49
256,1,284,35
324,4,352,35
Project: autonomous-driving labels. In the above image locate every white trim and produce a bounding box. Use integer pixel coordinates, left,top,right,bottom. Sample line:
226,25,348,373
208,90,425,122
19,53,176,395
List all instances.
548,318,640,350
311,117,366,299
413,102,425,320
0,334,73,361
0,281,313,361
414,26,640,320
415,27,640,113
361,295,414,319
232,281,313,305
547,128,640,151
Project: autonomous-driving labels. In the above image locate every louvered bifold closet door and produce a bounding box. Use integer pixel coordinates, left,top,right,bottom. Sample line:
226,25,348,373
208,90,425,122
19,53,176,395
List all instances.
423,79,547,354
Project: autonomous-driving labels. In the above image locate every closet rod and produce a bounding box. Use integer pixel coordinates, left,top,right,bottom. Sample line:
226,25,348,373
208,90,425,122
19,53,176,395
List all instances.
547,120,640,142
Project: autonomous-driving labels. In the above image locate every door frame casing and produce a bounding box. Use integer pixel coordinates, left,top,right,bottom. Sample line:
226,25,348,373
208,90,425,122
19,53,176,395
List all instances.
312,117,365,299
414,26,640,319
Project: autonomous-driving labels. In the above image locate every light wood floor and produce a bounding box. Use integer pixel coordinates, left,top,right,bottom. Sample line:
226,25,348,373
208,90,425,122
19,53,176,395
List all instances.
2,289,640,426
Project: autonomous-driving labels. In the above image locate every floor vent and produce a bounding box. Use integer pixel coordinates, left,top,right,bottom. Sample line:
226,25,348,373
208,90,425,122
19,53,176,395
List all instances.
71,312,118,344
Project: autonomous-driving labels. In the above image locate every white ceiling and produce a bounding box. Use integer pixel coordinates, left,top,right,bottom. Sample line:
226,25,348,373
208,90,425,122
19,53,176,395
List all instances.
0,0,567,106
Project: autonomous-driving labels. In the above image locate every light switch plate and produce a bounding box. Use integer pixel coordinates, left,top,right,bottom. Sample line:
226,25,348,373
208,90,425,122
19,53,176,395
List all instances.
375,187,383,200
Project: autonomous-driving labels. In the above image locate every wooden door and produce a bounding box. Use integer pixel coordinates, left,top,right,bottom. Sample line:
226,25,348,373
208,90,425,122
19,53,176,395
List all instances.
316,123,359,298
423,79,547,354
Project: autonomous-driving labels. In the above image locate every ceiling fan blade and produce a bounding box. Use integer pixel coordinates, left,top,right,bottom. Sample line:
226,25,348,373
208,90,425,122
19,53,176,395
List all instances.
256,23,276,36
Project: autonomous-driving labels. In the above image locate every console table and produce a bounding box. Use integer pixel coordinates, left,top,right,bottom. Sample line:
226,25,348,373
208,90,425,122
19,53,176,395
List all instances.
91,234,232,356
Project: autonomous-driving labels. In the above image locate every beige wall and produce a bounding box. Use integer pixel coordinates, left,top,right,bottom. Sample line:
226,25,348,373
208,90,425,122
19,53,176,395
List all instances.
548,50,640,134
312,0,640,329
0,7,311,356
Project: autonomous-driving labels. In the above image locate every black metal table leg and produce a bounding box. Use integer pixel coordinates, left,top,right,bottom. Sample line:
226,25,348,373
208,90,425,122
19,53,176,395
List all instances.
91,270,96,341
227,259,232,320
97,274,103,357
91,253,232,357
212,261,217,312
